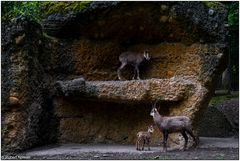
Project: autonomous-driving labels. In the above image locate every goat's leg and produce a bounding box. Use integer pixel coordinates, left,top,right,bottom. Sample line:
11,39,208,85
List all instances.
163,132,168,152
147,139,151,151
136,139,139,150
135,66,141,80
117,63,126,80
181,131,188,150
138,138,143,151
142,139,145,151
186,129,198,147
139,140,142,151
138,140,141,151
132,67,137,80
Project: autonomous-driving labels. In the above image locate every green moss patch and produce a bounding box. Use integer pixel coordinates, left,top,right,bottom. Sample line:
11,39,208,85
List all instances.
202,1,225,10
42,1,90,16
1,1,90,22
209,94,239,107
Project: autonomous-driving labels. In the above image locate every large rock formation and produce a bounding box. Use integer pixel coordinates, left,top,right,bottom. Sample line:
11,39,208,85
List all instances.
198,98,239,137
2,2,228,152
1,17,58,153
198,106,233,137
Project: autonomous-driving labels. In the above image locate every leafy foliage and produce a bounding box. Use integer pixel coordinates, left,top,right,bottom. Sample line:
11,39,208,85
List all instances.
1,1,44,22
227,2,239,27
1,1,90,22
226,2,239,90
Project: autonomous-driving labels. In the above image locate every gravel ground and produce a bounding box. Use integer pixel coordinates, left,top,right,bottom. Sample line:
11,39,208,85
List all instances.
5,148,238,160
2,137,239,160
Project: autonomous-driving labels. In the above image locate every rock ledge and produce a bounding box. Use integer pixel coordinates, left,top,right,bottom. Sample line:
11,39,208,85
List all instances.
55,77,196,103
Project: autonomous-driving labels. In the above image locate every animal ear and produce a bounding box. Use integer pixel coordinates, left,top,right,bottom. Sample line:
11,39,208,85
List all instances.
152,105,156,110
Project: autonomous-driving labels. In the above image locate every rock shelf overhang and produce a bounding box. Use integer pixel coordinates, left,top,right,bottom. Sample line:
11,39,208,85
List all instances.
54,77,196,103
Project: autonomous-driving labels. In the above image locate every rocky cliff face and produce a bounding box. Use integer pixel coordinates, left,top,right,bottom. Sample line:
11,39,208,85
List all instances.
2,2,228,152
1,17,58,153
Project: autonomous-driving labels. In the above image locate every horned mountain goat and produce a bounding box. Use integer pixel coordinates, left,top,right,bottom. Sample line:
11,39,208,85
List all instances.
150,101,198,152
117,50,150,80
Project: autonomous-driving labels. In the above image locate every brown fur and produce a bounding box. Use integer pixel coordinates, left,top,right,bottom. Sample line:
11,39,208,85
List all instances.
150,105,198,152
136,125,154,151
117,50,150,80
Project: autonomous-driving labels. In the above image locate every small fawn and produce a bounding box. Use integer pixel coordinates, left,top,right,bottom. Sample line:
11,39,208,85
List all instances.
136,125,154,151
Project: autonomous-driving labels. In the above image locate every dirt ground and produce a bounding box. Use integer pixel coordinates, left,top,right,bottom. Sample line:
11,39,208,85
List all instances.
2,137,239,160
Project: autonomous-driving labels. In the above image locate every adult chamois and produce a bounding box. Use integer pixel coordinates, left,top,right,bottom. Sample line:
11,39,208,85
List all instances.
150,101,198,152
117,50,150,80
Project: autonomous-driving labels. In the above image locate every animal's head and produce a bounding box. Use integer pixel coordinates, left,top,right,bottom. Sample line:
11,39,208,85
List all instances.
150,108,158,117
143,50,150,61
148,125,154,133
150,99,160,117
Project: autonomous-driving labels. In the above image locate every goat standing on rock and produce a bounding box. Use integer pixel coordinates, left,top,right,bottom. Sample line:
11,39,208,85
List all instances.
117,50,150,80
150,101,198,152
136,125,154,151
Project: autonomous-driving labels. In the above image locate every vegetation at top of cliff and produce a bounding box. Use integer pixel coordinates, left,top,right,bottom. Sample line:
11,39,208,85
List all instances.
227,2,239,28
1,1,90,22
202,1,226,10
42,1,90,15
1,1,43,22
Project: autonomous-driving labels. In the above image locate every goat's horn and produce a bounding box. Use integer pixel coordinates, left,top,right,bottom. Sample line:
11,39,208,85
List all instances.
151,101,154,107
157,105,161,111
153,99,159,108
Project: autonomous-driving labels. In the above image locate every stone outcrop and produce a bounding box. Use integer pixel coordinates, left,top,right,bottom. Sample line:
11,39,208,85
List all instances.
54,77,196,103
2,2,228,152
1,17,58,153
198,106,233,137
216,99,239,136
198,98,239,137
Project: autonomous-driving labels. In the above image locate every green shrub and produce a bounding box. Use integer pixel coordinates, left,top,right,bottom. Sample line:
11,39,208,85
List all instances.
1,1,90,23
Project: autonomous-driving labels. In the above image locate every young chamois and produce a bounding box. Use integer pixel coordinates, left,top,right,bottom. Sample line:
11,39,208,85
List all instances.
117,50,150,80
136,125,154,151
150,101,198,152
